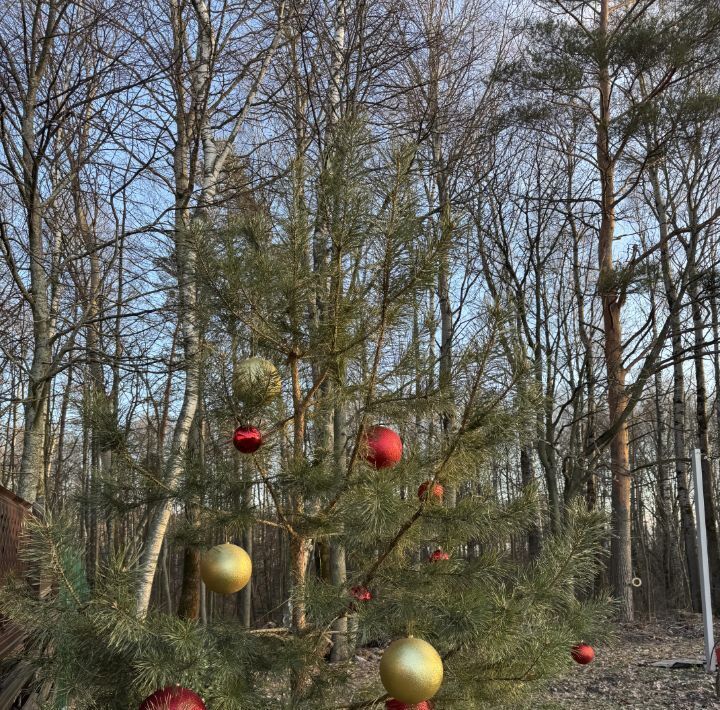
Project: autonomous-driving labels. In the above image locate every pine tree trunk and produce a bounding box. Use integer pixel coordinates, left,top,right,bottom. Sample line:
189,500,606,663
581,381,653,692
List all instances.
289,353,309,632
330,403,349,661
597,0,633,621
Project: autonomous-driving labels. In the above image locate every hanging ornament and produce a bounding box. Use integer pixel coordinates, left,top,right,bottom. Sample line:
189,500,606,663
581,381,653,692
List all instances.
232,425,263,454
350,585,372,603
417,481,444,502
379,636,443,704
200,542,252,594
234,357,281,407
571,643,595,665
360,426,403,469
428,549,449,563
385,700,433,710
139,686,205,710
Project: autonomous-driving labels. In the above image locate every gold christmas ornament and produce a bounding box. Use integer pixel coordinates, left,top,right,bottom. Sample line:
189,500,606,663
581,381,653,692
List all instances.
379,636,443,704
200,543,252,595
233,357,282,406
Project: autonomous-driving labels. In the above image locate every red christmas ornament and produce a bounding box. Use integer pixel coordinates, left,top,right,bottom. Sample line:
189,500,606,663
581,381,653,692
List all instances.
139,686,206,710
360,426,403,469
418,481,444,501
571,643,595,665
386,700,433,710
232,425,263,454
350,585,372,603
429,549,449,562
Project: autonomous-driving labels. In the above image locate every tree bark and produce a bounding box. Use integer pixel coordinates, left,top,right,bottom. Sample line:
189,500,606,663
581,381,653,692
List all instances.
178,545,202,619
597,0,633,621
650,287,675,607
135,2,200,611
520,446,541,559
18,80,51,502
688,261,720,612
651,166,701,612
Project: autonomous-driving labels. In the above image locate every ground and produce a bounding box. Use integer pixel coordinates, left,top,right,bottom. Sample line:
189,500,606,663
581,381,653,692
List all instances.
533,615,720,709
348,614,720,708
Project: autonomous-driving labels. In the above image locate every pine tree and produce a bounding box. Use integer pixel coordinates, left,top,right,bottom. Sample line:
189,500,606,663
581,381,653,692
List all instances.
0,118,611,709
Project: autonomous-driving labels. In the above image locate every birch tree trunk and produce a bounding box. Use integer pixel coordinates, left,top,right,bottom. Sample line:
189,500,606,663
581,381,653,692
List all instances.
134,0,285,615
135,0,200,615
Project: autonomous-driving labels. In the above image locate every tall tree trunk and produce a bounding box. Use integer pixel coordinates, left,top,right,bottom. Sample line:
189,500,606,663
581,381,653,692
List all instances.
241,477,254,627
650,288,674,608
569,200,597,510
688,262,720,612
178,545,202,619
135,221,200,616
135,9,200,608
178,400,205,620
597,0,632,621
289,353,310,632
18,86,51,502
535,242,560,531
73,171,108,586
520,446,541,559
329,403,349,661
650,166,701,612
710,280,720,490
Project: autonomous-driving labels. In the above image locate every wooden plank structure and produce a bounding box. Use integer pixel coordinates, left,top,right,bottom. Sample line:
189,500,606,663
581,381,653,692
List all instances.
0,485,51,709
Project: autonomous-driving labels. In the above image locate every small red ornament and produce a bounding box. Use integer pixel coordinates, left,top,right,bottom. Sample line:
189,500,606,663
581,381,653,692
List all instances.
571,643,595,665
429,549,449,562
385,700,433,710
360,426,403,469
350,585,372,603
139,686,206,710
418,481,444,501
232,425,263,454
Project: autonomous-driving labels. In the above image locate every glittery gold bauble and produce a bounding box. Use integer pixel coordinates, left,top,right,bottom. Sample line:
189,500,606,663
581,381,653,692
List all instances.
379,636,443,704
200,543,252,594
233,357,281,407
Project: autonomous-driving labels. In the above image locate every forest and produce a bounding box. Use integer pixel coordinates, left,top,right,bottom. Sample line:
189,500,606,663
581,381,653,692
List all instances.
1,0,720,707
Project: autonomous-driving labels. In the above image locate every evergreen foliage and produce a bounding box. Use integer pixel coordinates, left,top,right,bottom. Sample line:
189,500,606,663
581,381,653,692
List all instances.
0,118,611,708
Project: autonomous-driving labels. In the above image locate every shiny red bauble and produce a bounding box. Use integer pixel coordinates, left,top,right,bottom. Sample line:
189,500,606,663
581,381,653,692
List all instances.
139,686,206,710
429,549,449,562
571,643,595,665
350,585,372,602
232,425,263,454
418,481,444,501
386,700,433,710
360,426,403,469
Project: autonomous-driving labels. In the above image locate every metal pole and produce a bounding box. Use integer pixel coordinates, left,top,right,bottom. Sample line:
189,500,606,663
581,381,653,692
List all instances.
692,447,716,672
